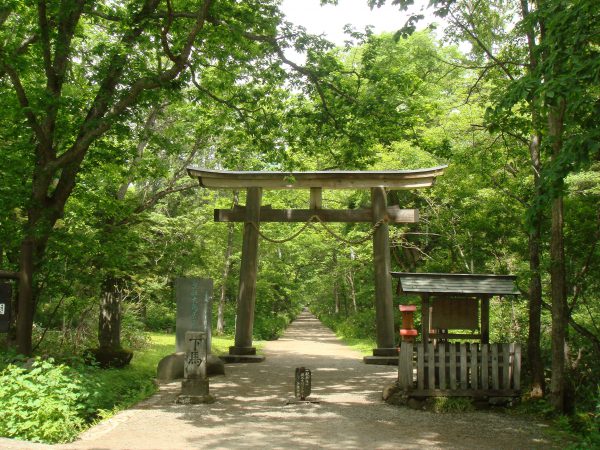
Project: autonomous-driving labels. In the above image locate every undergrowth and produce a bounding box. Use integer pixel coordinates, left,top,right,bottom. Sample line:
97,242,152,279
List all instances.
510,392,600,448
0,332,239,444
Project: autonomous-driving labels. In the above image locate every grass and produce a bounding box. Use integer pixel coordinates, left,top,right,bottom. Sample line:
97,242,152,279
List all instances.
331,335,377,355
145,332,263,355
88,332,262,422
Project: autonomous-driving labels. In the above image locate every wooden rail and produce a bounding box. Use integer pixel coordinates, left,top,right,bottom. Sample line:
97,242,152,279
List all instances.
0,270,19,280
398,342,521,397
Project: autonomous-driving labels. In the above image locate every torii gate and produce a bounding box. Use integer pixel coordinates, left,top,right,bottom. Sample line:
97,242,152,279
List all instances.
187,166,446,363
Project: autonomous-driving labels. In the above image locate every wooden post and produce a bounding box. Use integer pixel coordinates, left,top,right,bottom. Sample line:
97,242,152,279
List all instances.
398,342,414,389
310,187,322,209
230,187,262,356
422,294,430,344
481,295,490,344
371,187,396,356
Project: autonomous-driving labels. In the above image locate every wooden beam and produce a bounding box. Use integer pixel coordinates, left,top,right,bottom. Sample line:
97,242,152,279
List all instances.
405,389,520,398
0,270,19,280
214,205,419,223
372,187,395,352
188,166,447,190
422,294,430,344
429,333,483,340
481,294,490,344
231,187,262,355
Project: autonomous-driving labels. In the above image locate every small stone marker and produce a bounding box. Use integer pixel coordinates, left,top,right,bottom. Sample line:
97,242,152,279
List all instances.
177,331,214,404
0,283,11,333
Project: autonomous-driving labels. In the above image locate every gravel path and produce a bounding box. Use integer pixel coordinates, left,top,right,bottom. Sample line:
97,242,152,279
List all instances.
3,311,560,449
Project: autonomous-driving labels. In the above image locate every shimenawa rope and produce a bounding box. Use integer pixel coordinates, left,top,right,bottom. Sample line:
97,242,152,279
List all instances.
246,216,388,245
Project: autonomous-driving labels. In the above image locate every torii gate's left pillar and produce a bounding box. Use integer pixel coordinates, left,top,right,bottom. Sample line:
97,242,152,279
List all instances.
224,187,265,363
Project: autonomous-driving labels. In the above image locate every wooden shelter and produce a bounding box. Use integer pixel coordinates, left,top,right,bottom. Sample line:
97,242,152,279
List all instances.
187,166,446,363
392,272,522,400
392,272,519,344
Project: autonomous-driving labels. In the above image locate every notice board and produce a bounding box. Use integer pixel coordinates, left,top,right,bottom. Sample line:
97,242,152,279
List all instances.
0,283,11,333
431,297,478,330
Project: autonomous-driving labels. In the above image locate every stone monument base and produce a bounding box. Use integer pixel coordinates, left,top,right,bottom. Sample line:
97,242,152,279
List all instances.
220,354,265,363
228,345,257,355
176,394,215,404
364,348,399,365
157,353,225,382
220,346,265,363
176,379,215,404
363,355,398,365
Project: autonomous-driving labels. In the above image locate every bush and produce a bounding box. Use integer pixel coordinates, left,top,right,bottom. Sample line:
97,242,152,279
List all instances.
0,359,100,443
253,313,290,340
144,301,176,332
120,303,151,350
325,309,377,340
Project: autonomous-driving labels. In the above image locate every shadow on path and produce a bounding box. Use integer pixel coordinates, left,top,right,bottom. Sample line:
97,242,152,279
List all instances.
53,311,557,450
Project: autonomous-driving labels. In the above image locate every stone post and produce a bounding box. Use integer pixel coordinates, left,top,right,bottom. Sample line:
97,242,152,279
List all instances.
177,331,214,404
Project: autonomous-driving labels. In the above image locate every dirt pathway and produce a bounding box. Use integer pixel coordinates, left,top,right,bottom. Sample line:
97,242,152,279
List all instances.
6,311,560,449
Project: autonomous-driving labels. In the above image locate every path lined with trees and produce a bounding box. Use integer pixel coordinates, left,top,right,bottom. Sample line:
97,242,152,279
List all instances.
44,312,558,449
0,0,598,443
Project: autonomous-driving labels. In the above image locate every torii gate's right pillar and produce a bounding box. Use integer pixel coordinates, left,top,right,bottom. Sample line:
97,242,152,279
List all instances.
366,187,397,363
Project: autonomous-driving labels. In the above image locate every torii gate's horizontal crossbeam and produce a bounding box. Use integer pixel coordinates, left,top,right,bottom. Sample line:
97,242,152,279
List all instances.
187,166,447,190
214,205,419,223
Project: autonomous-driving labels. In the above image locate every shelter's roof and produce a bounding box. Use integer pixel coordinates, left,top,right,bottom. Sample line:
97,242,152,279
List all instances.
186,166,447,190
392,272,519,296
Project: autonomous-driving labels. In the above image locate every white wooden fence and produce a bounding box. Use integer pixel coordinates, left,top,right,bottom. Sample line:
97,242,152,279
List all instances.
398,342,521,397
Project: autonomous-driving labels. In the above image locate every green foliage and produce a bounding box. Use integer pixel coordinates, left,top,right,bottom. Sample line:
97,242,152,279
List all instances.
429,397,475,413
333,310,377,340
145,302,176,332
0,359,99,443
512,394,600,448
0,332,241,444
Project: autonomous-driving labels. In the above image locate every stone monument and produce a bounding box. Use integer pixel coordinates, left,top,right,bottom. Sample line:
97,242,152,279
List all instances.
175,278,212,353
157,277,224,384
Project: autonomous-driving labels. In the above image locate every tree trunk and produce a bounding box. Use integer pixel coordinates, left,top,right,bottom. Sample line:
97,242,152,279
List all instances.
548,100,569,413
347,269,357,312
550,193,569,412
217,191,238,335
98,276,122,351
332,250,340,314
95,275,132,368
528,223,545,397
16,238,35,355
528,134,545,398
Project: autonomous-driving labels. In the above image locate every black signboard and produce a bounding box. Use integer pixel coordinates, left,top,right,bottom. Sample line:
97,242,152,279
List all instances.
0,283,11,333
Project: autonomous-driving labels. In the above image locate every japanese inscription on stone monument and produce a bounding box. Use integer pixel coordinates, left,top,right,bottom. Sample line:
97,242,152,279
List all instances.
184,331,207,379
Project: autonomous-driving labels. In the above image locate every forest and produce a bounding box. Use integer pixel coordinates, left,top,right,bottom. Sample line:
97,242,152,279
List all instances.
0,0,598,445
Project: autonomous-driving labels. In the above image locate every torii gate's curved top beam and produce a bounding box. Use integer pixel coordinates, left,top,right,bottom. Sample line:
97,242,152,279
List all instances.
187,166,447,190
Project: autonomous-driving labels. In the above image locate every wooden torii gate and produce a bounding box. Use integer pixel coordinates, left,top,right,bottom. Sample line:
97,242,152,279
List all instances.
187,166,446,363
